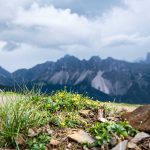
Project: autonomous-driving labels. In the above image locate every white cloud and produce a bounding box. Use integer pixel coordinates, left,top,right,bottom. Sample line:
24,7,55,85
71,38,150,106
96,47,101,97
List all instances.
11,3,96,46
0,0,150,71
0,0,32,21
0,43,65,72
0,2,100,50
0,41,6,49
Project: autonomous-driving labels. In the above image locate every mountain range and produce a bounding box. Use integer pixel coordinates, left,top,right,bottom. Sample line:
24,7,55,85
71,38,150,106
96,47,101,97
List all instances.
139,52,150,64
0,55,150,104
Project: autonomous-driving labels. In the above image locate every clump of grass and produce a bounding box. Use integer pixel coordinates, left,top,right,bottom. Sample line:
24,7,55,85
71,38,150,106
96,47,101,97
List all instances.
0,93,49,148
102,103,118,117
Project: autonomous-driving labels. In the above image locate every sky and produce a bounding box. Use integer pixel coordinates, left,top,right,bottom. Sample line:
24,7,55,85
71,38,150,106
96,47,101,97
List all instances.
0,0,150,72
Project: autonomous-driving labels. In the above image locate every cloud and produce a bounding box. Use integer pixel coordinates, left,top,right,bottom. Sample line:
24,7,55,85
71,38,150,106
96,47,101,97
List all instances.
0,0,150,71
0,0,32,21
0,2,101,51
3,42,20,51
0,41,6,49
41,0,122,17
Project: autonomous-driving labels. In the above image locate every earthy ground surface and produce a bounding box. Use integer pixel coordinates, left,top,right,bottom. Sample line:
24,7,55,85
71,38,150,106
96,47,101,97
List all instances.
0,91,148,150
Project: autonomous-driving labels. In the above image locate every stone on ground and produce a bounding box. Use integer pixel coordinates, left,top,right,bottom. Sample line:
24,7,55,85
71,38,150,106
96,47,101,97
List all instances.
68,130,95,144
111,140,128,150
97,109,108,122
50,139,60,146
79,110,91,117
123,105,150,132
28,128,38,137
127,142,137,149
130,132,150,144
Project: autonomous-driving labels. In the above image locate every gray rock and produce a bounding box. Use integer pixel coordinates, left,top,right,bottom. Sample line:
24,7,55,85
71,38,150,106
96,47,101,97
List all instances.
97,109,104,120
98,117,108,123
50,139,60,146
110,137,117,146
67,143,72,148
131,132,150,144
68,130,95,144
28,128,38,137
111,140,128,150
127,142,137,149
46,128,53,135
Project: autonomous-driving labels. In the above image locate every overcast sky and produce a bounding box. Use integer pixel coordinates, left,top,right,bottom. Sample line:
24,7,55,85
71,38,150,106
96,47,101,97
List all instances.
0,0,150,72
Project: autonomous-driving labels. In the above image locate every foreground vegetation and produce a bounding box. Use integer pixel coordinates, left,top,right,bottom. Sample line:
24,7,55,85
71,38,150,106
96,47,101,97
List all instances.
0,89,138,149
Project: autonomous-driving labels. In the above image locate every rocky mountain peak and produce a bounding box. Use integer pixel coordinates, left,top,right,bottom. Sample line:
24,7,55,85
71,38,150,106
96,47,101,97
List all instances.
57,55,80,63
146,52,150,63
89,56,101,62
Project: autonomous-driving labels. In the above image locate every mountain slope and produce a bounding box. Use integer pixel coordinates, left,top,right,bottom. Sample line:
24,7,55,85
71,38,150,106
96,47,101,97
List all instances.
11,55,150,104
0,66,12,86
138,52,150,64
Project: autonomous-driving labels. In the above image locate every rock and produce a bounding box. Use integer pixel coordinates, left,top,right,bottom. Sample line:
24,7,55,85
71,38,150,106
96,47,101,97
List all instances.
97,109,104,120
123,105,150,132
68,130,95,144
97,109,108,122
127,132,150,150
28,125,53,137
137,137,150,150
110,137,117,146
98,118,108,123
111,140,128,150
127,142,137,149
130,132,150,144
46,128,53,135
61,137,67,142
79,110,91,117
50,139,60,146
67,143,72,148
28,128,38,137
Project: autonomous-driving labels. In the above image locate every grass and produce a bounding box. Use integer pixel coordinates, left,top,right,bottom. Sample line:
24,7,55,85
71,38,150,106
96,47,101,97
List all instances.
0,96,49,148
0,89,139,149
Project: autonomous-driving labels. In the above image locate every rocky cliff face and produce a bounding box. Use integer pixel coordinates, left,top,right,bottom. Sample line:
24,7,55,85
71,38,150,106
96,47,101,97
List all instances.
145,53,150,64
1,55,150,103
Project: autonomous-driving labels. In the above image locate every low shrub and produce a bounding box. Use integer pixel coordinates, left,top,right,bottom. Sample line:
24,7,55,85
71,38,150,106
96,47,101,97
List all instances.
89,121,138,146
